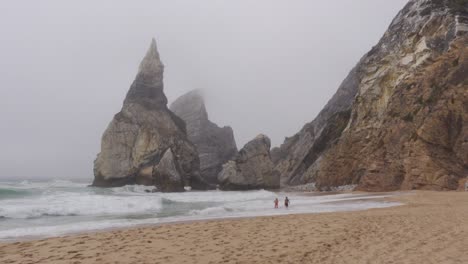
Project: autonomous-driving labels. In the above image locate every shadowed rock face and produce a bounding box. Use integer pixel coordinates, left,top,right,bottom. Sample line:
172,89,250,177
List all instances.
170,90,237,184
276,0,468,191
152,149,184,192
93,39,207,191
218,134,279,190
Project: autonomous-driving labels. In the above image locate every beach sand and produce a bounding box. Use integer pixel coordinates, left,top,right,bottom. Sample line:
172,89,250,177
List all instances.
1,191,467,264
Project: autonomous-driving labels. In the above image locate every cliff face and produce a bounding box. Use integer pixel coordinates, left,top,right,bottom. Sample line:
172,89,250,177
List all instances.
276,0,468,191
218,134,280,190
93,39,206,191
170,90,238,184
275,67,359,186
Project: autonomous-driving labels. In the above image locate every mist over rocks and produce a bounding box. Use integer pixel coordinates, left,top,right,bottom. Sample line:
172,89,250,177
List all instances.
92,0,467,192
218,134,280,190
93,39,208,191
170,90,237,184
276,0,468,191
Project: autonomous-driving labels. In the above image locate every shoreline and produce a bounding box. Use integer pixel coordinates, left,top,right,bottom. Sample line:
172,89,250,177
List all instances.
2,191,467,263
0,191,402,243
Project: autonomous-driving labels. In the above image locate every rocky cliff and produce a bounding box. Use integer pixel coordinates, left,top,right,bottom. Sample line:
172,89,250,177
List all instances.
276,0,468,191
170,90,237,184
218,134,280,190
93,39,207,191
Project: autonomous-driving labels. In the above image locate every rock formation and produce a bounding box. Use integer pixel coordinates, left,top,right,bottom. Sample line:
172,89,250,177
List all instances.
93,39,207,191
275,0,468,191
170,90,237,184
218,134,280,190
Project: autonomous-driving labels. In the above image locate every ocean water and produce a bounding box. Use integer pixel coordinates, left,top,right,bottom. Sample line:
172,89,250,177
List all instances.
0,179,401,241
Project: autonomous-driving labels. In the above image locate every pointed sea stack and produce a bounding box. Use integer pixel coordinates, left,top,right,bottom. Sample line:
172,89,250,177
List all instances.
93,39,207,192
170,90,238,184
275,0,468,191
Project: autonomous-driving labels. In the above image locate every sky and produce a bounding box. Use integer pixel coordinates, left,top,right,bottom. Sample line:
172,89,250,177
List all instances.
0,0,408,180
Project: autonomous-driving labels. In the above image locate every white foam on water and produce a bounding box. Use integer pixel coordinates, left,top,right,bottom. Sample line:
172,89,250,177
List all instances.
0,180,403,241
0,218,160,240
0,192,163,219
161,189,276,203
186,194,400,220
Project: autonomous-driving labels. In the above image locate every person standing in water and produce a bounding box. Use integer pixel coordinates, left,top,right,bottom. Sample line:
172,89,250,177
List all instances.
274,198,279,209
284,197,290,208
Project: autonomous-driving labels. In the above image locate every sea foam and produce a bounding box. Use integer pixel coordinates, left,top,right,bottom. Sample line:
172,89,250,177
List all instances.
0,180,401,241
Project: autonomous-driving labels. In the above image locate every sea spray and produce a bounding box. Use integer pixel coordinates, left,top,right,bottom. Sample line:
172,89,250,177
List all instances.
0,179,400,241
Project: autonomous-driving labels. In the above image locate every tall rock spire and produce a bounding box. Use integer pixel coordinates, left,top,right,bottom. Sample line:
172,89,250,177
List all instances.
124,38,167,109
93,39,208,191
137,38,163,80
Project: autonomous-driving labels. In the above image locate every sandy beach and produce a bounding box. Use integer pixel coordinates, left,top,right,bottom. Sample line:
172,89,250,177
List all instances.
1,191,467,264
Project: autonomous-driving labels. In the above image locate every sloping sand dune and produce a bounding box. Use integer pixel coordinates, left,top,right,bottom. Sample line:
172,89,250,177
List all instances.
1,191,467,264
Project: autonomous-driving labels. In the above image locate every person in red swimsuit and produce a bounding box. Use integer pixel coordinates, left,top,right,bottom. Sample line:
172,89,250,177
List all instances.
274,198,279,208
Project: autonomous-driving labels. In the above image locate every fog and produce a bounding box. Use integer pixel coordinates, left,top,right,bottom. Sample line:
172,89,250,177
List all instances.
0,0,408,180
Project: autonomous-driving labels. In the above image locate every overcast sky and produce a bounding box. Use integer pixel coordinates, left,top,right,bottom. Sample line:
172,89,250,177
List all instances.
0,0,408,180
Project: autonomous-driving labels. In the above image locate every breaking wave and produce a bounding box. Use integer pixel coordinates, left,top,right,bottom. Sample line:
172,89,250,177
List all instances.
0,179,401,241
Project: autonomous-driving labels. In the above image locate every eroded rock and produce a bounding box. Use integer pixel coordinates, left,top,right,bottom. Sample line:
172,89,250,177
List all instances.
170,90,237,184
275,0,468,191
218,134,279,190
93,39,207,191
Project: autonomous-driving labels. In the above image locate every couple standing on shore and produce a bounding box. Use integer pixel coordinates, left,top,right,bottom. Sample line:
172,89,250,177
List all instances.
274,197,290,209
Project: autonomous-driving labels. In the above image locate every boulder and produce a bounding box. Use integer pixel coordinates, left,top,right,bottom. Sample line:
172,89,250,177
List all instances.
218,134,279,190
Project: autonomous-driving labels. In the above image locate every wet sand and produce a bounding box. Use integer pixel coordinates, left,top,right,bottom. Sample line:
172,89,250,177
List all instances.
1,191,467,264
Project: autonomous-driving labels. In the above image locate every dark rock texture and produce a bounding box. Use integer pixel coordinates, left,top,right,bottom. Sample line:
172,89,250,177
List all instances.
152,149,184,192
93,39,207,191
276,0,468,191
170,90,237,184
218,134,280,190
